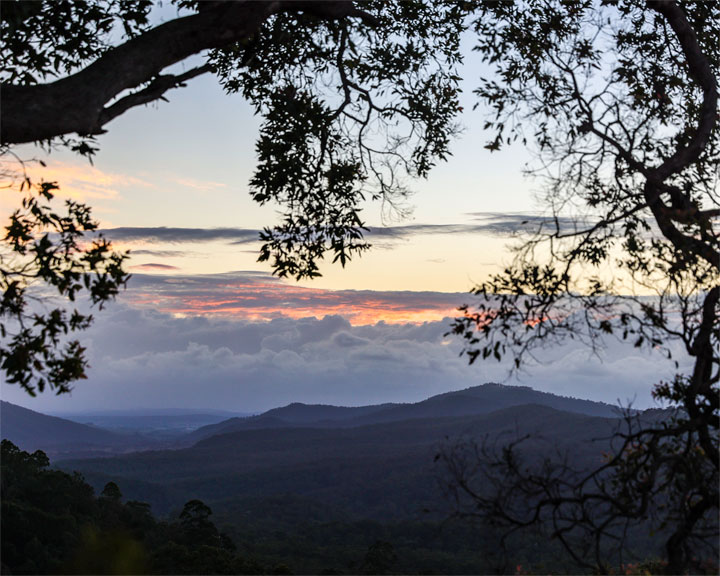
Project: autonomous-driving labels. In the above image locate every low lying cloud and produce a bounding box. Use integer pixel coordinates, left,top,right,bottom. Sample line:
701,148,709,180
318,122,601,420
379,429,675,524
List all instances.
77,308,688,413
122,272,466,325
129,249,190,258
465,212,589,236
102,227,259,244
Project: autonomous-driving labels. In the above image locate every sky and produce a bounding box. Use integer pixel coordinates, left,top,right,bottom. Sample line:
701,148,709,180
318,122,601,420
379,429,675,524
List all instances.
1,9,684,414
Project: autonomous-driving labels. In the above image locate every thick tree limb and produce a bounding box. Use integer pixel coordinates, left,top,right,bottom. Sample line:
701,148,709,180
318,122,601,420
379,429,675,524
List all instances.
640,1,720,270
0,0,377,145
648,0,719,181
644,181,720,269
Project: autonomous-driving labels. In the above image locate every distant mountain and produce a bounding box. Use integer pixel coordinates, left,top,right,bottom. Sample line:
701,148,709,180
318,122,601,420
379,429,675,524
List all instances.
61,403,619,520
181,401,398,445
263,401,398,423
184,383,620,444
353,383,621,424
0,401,157,459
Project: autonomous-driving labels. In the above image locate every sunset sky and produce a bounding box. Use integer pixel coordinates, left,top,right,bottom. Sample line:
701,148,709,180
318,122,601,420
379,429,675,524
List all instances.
1,16,683,414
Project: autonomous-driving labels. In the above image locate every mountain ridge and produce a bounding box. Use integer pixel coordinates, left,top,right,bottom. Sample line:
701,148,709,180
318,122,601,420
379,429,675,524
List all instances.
184,382,621,444
59,402,620,520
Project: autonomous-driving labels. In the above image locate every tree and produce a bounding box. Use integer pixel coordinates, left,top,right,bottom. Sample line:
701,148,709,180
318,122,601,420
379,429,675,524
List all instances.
446,1,718,573
1,0,466,393
177,499,221,548
100,481,123,503
1,162,129,395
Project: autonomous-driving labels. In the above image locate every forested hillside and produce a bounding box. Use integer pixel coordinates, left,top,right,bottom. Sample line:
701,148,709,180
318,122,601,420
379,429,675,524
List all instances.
58,404,659,573
0,440,284,575
184,383,619,444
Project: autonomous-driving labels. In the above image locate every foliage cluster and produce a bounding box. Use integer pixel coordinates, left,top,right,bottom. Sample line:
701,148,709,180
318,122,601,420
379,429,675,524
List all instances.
209,0,466,278
1,167,129,396
1,0,151,85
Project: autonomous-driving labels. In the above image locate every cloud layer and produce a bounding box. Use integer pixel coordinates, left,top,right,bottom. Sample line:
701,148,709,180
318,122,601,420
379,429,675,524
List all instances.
3,282,687,414
121,272,466,324
100,212,585,248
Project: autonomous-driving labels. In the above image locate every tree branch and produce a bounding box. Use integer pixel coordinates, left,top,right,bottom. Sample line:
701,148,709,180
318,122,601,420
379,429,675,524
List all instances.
640,1,720,270
0,0,377,145
97,64,213,130
647,0,719,180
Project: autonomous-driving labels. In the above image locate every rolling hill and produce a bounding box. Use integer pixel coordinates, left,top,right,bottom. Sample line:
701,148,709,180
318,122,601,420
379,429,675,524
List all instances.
184,383,621,444
61,403,619,520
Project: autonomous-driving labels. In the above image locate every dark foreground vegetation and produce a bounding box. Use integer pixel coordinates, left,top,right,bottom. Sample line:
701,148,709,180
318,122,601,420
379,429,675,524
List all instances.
0,437,589,575
0,440,284,575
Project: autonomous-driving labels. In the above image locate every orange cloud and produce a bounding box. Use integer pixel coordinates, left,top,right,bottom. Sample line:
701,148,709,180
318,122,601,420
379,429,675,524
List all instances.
131,263,180,271
123,273,464,325
1,157,152,208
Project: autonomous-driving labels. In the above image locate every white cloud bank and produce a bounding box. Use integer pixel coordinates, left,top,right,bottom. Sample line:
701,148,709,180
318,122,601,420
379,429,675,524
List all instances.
2,303,689,414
